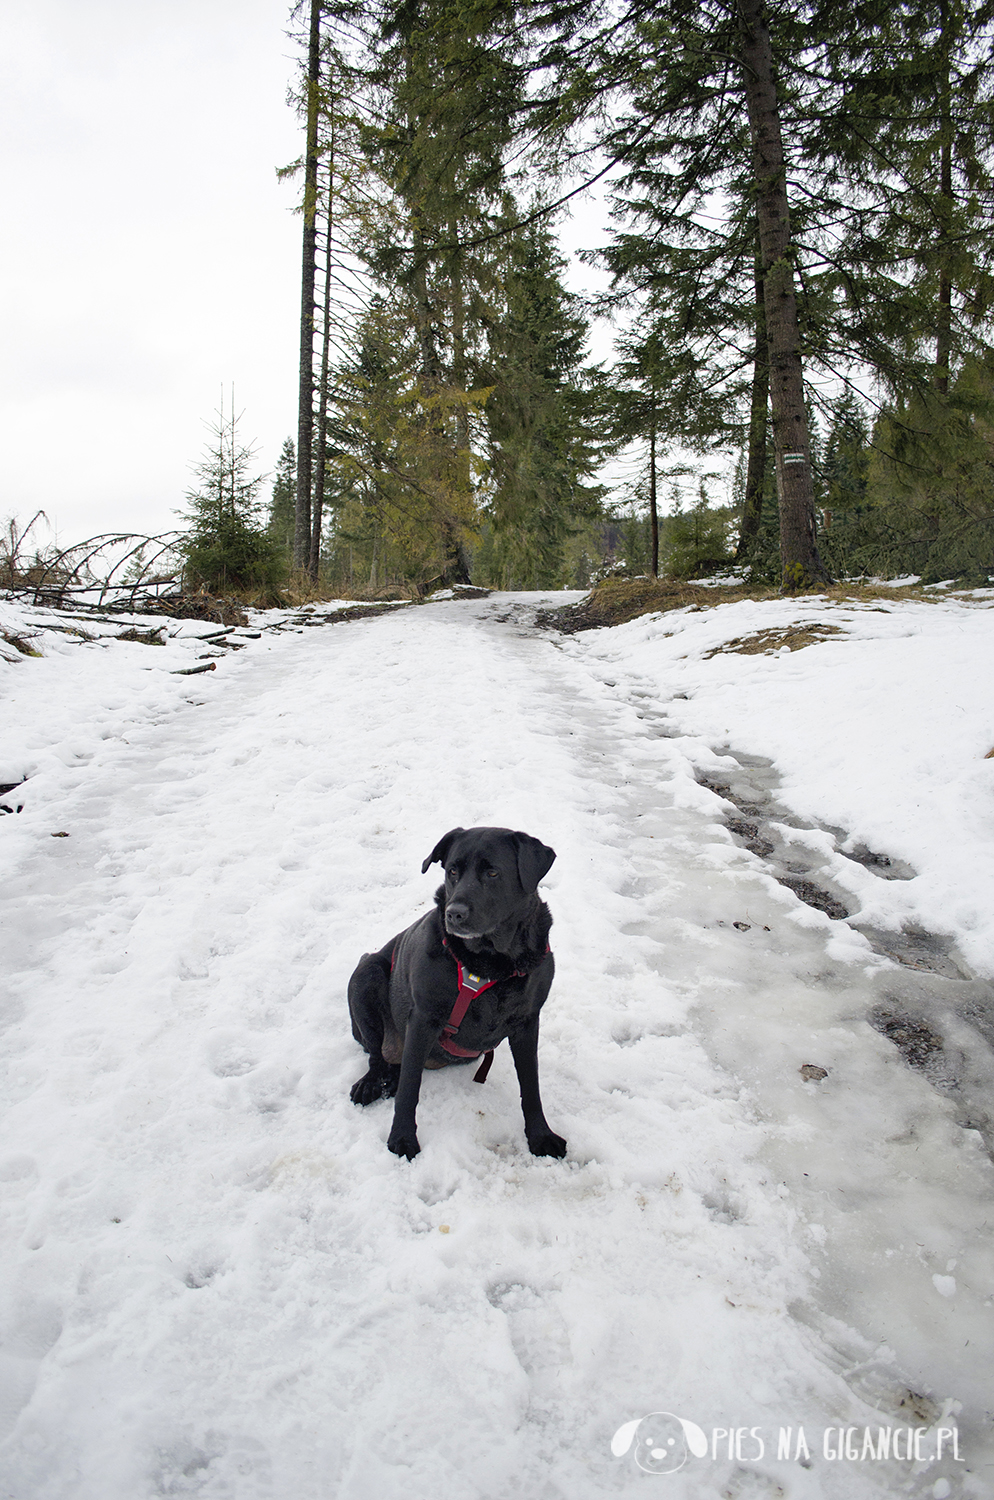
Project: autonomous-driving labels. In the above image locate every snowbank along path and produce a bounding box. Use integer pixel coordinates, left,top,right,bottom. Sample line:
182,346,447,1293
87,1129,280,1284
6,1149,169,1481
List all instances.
1,592,992,1500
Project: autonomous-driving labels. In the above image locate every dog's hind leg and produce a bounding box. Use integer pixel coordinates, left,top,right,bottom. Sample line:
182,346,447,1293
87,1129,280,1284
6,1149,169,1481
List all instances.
348,949,401,1106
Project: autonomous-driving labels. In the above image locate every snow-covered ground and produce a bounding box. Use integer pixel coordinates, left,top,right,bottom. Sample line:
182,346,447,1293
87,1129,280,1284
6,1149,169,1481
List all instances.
1,587,992,1500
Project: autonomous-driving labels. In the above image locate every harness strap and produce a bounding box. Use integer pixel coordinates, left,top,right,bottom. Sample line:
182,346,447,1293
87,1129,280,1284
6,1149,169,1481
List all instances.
473,1049,496,1084
389,936,543,1085
439,938,529,1081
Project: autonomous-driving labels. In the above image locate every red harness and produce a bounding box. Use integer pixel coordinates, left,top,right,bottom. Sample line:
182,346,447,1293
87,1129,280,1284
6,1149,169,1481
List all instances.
390,938,527,1084
439,939,529,1082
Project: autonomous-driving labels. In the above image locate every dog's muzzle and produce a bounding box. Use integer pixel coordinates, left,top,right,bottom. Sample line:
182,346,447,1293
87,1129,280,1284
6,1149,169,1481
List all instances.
445,905,480,939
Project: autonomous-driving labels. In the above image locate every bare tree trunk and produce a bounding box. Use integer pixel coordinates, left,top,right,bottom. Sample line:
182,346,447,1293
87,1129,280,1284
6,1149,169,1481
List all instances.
936,0,953,395
310,145,334,580
936,140,953,395
446,227,474,587
737,0,829,588
294,0,322,570
410,218,470,587
648,402,659,577
736,247,769,559
449,223,470,456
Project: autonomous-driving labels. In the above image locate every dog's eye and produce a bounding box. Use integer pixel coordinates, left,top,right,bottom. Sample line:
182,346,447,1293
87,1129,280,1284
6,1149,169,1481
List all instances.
485,869,499,879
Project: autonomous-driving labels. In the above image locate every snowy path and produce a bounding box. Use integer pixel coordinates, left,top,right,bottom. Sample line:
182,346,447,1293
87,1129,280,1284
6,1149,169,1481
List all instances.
1,595,992,1500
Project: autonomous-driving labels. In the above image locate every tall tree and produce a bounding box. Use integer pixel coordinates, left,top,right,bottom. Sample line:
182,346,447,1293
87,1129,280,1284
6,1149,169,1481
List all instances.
806,0,994,400
480,213,606,586
359,0,530,583
267,437,297,558
294,0,324,570
587,0,830,585
736,241,770,559
736,0,828,585
608,331,669,577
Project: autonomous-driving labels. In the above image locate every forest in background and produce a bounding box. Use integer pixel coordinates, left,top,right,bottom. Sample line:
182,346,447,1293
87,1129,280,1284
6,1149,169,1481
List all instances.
142,0,994,599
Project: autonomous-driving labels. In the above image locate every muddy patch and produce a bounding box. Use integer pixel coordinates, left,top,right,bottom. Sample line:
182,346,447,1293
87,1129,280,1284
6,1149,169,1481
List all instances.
776,876,850,921
703,623,844,658
869,1009,944,1068
690,751,994,1156
859,926,970,980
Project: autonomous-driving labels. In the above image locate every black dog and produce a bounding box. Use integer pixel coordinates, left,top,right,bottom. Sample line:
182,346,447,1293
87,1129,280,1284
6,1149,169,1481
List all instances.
348,826,566,1161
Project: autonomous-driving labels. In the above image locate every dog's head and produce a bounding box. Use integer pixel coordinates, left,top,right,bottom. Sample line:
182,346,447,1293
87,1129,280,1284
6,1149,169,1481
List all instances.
421,826,555,940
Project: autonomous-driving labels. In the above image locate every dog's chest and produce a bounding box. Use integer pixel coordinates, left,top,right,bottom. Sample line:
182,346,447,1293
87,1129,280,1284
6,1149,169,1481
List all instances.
446,972,535,1048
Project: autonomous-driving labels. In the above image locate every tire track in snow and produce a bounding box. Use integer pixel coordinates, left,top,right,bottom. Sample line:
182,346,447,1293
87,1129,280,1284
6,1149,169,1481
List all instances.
0,597,988,1499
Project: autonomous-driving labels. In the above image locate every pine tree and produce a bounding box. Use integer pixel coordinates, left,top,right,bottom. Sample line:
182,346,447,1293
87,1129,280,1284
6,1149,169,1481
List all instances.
285,0,375,579
580,0,829,586
806,0,994,398
480,214,606,587
660,482,737,578
267,438,297,560
356,0,528,584
544,0,994,583
292,0,324,571
607,331,669,577
822,391,870,526
180,394,284,596
321,294,491,591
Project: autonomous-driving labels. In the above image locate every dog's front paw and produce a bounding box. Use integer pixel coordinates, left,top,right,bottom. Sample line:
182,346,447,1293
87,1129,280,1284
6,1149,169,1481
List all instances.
350,1065,400,1106
387,1131,421,1160
527,1131,567,1158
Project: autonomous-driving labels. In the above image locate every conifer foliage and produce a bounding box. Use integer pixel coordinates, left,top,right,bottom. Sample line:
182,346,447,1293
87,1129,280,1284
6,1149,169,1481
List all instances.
282,0,605,593
275,0,994,593
180,393,284,599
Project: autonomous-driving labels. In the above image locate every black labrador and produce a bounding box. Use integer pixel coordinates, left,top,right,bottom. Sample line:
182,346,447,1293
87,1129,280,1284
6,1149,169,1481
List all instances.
348,825,566,1161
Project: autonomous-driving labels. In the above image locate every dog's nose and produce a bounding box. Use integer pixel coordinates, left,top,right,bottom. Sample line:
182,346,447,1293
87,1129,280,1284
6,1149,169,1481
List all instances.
446,902,470,924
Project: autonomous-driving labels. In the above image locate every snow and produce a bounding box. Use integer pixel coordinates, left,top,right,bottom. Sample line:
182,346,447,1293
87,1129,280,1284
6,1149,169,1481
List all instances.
565,593,994,977
1,587,993,1500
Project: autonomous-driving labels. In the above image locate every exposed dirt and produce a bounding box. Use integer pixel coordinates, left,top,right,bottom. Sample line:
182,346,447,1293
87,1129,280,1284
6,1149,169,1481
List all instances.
869,1009,945,1069
725,816,775,857
703,623,845,657
319,601,414,625
535,577,950,635
536,579,762,633
776,874,851,921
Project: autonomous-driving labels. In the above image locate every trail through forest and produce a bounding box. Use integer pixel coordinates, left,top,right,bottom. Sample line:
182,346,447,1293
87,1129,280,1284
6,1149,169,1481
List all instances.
1,594,992,1500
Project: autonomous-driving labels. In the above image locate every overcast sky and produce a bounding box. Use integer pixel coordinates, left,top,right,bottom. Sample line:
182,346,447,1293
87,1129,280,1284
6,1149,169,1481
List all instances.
0,1,625,550
1,1,307,545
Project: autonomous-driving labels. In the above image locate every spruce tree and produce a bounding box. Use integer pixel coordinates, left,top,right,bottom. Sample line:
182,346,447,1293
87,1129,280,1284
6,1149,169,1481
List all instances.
267,438,297,560
181,395,283,597
581,0,829,585
806,0,994,397
480,214,606,587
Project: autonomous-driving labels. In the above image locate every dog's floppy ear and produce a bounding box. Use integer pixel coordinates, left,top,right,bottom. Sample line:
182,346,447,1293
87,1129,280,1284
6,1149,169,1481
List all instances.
512,831,556,892
421,828,465,874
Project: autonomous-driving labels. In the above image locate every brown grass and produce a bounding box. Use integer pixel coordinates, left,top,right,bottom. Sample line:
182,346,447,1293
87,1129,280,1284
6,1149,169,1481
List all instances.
704,623,845,657
1,630,42,657
539,576,959,634
263,573,416,609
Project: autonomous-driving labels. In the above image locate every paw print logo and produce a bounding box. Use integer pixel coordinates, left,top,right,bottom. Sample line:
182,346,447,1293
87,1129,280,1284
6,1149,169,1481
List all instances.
611,1412,709,1474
